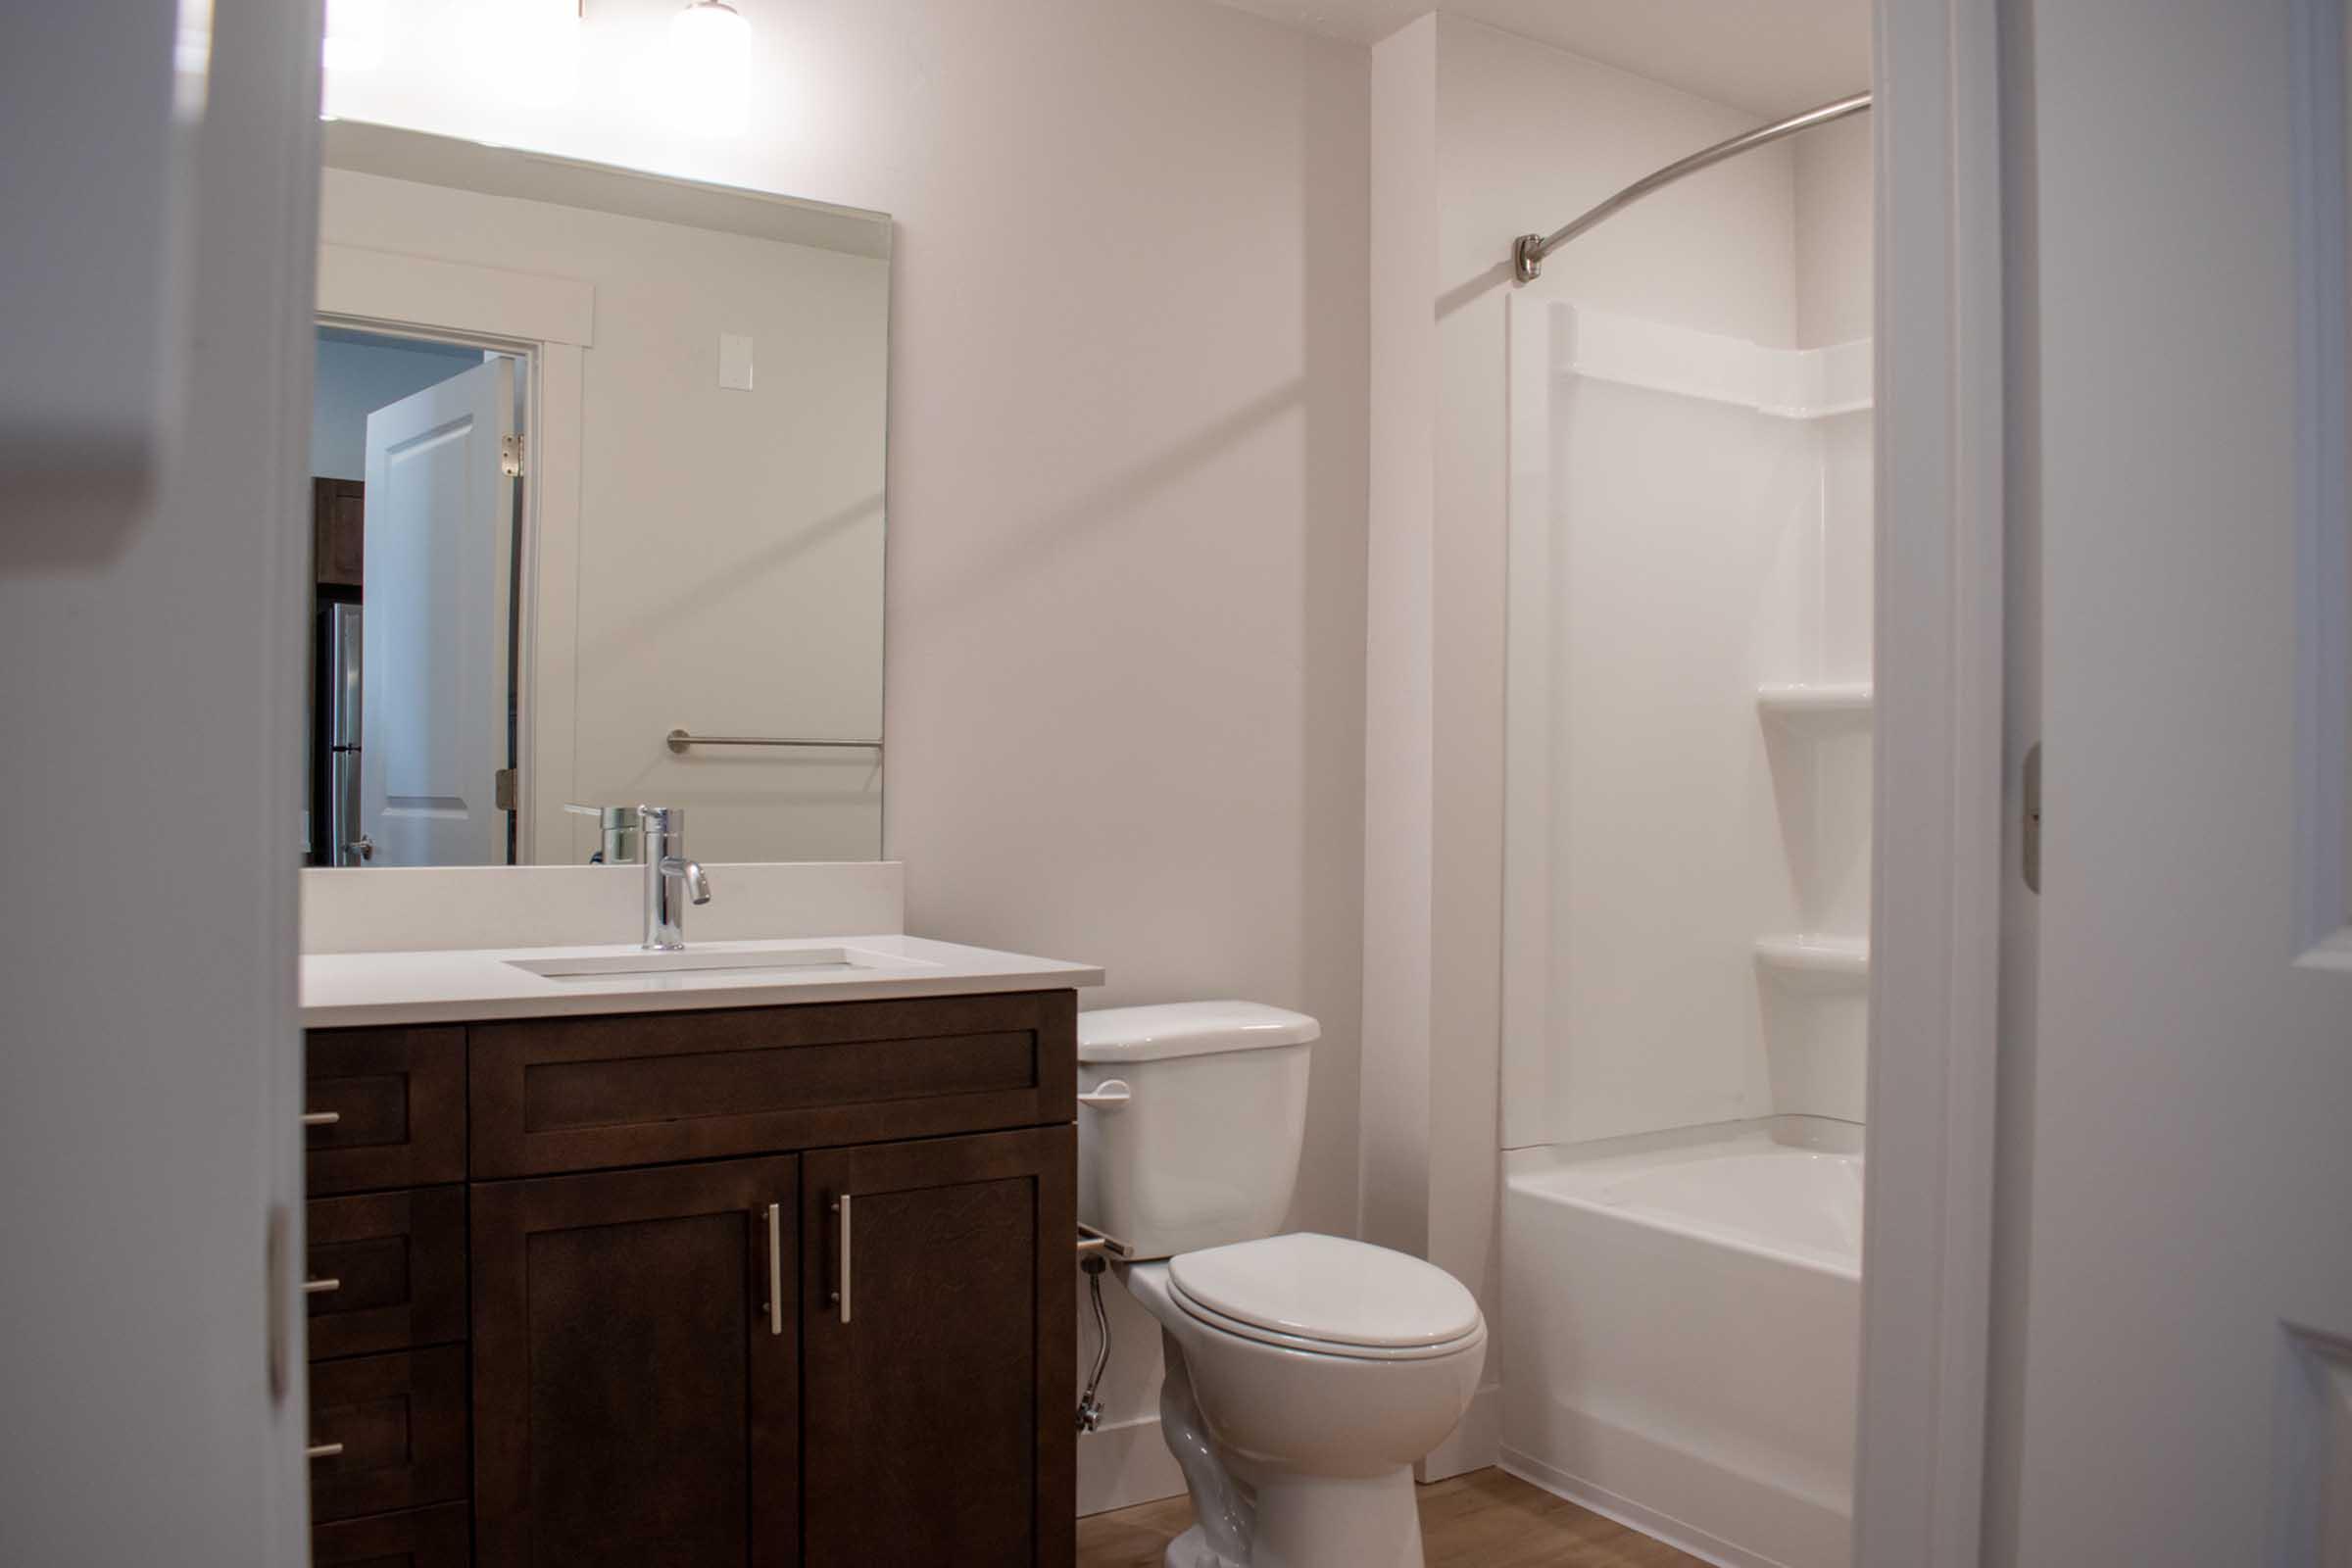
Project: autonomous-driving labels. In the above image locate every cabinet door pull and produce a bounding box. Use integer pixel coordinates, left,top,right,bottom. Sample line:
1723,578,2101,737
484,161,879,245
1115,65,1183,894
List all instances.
300,1111,340,1128
306,1442,344,1461
830,1194,854,1325
302,1277,341,1297
764,1202,783,1337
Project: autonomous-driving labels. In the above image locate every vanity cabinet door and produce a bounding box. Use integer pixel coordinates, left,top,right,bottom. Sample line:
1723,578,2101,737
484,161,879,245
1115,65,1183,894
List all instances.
800,1125,1075,1567
471,1155,800,1568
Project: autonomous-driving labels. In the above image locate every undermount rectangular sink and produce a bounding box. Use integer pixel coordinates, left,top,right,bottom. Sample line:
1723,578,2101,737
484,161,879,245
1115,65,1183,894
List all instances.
507,946,892,982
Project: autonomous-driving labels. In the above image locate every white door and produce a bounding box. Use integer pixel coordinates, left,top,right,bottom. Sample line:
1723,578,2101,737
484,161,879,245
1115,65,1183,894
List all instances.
1999,0,2352,1561
360,357,514,866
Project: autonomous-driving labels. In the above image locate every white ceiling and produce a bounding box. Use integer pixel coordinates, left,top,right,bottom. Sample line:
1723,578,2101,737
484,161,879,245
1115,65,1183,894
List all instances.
1210,0,1872,117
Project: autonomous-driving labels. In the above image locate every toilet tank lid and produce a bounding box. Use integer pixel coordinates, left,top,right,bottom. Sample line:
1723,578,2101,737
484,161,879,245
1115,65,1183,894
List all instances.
1077,1001,1320,1063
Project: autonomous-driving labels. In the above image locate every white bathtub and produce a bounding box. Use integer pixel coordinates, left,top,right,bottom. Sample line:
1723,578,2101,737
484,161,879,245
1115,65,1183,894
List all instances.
1499,1118,1862,1568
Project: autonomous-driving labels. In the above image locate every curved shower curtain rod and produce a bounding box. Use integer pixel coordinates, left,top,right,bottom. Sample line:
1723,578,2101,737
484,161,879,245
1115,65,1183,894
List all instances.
1512,90,1872,283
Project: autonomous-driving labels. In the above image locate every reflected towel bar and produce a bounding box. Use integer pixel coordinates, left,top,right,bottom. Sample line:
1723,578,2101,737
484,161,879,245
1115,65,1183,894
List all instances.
666,729,884,754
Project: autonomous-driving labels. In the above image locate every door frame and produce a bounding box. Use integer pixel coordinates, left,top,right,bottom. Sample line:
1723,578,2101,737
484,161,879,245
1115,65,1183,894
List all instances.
316,246,595,863
2292,0,2352,975
1853,0,2009,1562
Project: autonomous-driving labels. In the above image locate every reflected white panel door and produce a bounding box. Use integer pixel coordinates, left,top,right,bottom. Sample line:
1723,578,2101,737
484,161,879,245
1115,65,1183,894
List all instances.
360,358,514,866
2007,0,2352,1562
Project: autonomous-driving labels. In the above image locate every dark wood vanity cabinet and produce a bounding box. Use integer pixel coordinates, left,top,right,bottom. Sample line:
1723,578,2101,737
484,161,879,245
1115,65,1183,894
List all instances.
303,990,1078,1568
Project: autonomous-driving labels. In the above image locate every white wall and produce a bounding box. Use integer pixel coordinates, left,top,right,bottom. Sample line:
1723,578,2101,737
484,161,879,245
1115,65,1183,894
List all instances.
1796,115,1876,348
310,331,483,480
321,0,1369,1514
318,168,890,864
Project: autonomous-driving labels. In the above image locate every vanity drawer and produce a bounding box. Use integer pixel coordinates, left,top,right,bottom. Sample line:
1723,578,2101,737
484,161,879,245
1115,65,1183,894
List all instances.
307,1027,466,1195
307,1187,467,1361
468,991,1077,1178
308,1346,470,1524
312,1502,471,1568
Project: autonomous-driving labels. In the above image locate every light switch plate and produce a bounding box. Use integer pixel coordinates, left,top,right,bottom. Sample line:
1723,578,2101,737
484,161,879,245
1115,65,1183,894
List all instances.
718,333,755,391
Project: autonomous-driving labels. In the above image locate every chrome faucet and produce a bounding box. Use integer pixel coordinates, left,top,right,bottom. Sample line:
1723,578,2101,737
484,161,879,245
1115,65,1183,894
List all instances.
637,805,710,951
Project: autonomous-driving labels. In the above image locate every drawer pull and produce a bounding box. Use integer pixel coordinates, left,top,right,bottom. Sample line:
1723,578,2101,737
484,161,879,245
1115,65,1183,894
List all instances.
307,1442,345,1461
303,1277,341,1297
301,1111,341,1128
764,1202,783,1338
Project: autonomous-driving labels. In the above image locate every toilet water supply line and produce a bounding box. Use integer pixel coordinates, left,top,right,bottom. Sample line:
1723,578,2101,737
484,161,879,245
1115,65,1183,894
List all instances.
1078,1247,1111,1433
1074,1077,1131,1433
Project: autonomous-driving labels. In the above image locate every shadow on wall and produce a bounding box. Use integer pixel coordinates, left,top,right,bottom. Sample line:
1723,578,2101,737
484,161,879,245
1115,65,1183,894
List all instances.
1438,260,1518,321
902,377,1308,620
580,490,886,658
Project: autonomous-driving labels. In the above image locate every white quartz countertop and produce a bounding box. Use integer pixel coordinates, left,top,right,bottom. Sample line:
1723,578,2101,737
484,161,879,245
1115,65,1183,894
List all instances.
301,934,1104,1029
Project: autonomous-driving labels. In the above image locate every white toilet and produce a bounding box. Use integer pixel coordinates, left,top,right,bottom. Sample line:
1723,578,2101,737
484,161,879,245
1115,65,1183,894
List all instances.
1078,1002,1487,1568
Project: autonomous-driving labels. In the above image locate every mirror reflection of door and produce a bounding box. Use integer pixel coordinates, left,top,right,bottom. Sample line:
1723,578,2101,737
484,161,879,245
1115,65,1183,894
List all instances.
307,325,525,867
361,357,516,866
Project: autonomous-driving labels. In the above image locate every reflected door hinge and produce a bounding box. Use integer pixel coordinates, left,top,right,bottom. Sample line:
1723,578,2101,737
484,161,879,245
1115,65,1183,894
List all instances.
501,433,524,477
2022,741,2042,894
494,767,517,811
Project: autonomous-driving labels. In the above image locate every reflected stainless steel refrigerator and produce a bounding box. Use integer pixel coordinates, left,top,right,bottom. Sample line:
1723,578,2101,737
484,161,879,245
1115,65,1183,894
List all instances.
323,603,367,865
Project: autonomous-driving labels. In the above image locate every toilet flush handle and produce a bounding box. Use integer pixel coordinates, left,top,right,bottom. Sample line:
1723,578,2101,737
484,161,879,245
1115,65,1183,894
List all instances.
1077,1080,1132,1108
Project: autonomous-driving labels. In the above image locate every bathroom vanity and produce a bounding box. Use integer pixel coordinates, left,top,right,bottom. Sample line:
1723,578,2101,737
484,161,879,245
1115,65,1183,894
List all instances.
297,912,1099,1568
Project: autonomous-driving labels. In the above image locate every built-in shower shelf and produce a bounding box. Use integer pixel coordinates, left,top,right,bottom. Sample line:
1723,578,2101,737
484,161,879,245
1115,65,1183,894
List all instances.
1756,683,1875,725
1754,935,1871,988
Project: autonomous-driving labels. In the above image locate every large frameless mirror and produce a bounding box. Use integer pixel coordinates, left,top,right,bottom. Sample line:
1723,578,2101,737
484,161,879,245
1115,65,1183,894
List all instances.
303,122,890,868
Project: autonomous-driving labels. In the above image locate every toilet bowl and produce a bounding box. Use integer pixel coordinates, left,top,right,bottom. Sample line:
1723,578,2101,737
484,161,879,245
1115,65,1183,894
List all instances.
1077,1003,1488,1568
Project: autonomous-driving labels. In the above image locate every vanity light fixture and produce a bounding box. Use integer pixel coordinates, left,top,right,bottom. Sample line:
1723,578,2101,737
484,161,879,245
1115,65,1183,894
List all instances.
666,0,753,137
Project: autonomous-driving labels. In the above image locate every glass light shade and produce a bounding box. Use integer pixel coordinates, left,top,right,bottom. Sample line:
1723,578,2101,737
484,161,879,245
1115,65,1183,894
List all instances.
320,0,386,73
666,1,752,138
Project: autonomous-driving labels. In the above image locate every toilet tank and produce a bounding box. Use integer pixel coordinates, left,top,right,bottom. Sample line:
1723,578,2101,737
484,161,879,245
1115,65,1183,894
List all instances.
1076,1001,1318,1260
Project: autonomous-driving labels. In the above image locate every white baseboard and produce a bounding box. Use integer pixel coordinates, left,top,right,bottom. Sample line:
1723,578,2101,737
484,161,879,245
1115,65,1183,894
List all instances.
1418,1381,1502,1482
1498,1446,1782,1568
1078,1412,1188,1517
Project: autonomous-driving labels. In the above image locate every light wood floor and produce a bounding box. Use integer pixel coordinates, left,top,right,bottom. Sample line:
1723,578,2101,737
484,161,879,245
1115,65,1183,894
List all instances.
1075,1467,1706,1568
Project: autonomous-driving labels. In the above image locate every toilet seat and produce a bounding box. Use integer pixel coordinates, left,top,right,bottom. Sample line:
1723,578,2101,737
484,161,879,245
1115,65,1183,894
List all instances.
1166,1233,1484,1362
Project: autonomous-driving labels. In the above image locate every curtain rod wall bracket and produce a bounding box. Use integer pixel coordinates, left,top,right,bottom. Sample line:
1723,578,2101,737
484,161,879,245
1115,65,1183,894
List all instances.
1514,233,1547,283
